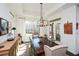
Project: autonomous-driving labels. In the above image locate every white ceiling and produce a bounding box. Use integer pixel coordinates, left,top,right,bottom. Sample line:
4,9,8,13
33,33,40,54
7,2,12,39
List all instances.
7,3,66,19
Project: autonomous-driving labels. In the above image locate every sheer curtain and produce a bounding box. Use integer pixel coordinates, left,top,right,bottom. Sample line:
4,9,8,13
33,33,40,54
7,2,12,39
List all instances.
25,21,39,34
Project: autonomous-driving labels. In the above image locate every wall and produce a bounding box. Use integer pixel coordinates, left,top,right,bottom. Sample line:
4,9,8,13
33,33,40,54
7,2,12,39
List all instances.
0,3,14,44
15,19,26,41
76,5,79,54
47,5,77,54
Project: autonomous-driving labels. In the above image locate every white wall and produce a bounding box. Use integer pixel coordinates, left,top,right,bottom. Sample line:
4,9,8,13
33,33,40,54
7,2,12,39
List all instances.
76,5,79,54
0,3,14,44
15,19,25,41
47,5,77,54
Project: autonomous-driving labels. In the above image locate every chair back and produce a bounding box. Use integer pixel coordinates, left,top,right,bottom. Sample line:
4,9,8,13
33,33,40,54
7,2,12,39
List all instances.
44,45,68,56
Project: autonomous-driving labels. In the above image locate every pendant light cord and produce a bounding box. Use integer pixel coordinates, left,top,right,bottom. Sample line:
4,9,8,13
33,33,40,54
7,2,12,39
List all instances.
40,3,43,20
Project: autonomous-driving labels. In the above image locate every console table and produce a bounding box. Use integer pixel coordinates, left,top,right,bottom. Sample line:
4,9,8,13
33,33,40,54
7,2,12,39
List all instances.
0,36,20,56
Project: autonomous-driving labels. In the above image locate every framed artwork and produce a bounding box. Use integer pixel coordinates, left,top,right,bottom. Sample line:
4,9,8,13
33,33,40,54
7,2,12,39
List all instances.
64,23,73,34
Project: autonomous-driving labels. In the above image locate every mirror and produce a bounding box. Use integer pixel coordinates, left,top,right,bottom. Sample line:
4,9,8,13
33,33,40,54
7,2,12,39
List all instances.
0,17,8,36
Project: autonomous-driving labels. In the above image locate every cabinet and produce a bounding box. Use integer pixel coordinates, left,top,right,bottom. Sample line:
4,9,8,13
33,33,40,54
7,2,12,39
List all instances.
0,37,20,56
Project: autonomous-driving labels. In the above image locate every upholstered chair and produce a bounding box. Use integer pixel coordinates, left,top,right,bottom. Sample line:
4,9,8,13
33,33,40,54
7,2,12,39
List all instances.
44,45,68,56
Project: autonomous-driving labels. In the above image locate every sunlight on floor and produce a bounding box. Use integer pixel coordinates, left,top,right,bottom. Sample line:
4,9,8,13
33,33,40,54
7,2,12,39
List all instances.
17,43,30,56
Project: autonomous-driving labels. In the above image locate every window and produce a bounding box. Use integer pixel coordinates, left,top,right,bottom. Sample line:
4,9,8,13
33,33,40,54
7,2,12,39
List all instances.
25,21,39,34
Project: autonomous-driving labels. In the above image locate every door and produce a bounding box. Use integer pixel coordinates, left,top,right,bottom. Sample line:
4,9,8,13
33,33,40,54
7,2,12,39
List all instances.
55,23,61,41
50,23,54,40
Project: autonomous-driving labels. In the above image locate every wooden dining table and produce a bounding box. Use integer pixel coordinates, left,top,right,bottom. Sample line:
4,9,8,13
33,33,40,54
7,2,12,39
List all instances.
29,37,58,56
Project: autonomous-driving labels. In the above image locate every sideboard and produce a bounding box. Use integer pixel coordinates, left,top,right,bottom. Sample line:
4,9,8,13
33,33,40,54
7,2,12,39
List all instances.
0,36,20,56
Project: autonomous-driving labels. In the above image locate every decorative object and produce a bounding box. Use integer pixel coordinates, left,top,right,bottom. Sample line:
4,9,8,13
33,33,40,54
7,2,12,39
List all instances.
7,38,14,41
44,20,48,26
7,32,14,41
0,45,4,49
40,3,45,27
12,27,16,30
39,3,48,27
64,22,73,34
11,27,16,38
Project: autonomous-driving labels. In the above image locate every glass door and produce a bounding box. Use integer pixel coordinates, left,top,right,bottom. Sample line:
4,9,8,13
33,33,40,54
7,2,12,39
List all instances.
55,23,61,41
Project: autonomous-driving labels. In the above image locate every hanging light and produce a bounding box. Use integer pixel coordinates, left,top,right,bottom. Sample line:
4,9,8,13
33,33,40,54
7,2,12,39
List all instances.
40,3,44,27
39,3,48,27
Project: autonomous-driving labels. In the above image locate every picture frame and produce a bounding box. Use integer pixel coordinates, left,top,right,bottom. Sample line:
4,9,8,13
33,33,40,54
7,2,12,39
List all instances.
64,23,73,34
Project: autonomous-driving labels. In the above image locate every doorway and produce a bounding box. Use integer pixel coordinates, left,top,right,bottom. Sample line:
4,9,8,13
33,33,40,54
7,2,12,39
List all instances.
50,23,54,40
55,23,61,41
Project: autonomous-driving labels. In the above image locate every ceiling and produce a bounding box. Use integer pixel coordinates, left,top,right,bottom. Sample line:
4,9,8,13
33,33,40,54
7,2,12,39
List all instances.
7,3,67,19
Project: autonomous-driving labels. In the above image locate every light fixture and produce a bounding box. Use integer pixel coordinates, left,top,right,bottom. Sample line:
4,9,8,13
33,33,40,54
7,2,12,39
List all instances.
40,3,44,27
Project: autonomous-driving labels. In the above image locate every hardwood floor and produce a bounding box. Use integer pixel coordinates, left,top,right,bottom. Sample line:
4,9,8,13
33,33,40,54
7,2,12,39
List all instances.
16,38,77,56
17,43,76,56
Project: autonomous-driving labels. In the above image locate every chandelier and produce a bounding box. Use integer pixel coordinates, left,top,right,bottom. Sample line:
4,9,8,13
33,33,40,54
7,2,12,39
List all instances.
40,3,48,27
40,3,44,27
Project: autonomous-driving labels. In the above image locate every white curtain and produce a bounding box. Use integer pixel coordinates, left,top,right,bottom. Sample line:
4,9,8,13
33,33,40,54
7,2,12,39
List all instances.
25,21,39,34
